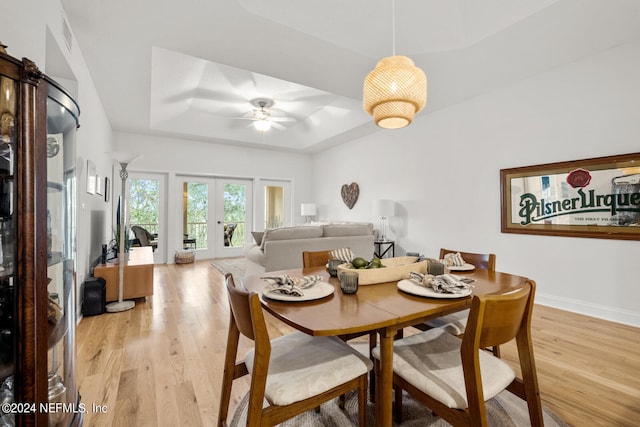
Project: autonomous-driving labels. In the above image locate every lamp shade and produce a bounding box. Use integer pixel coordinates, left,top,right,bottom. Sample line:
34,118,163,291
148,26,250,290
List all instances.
301,203,317,216
111,152,143,166
363,55,427,129
373,199,395,217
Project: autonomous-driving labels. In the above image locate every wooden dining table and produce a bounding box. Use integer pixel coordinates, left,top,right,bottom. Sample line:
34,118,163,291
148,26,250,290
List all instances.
242,266,533,427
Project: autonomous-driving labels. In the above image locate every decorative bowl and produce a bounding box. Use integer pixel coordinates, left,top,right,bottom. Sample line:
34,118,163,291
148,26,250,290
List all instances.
337,256,428,285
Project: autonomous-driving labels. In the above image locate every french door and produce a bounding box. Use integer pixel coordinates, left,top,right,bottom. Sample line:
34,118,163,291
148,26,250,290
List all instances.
176,176,252,260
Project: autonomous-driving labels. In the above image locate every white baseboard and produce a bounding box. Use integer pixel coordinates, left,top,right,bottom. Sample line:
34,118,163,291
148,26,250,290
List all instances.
536,293,640,328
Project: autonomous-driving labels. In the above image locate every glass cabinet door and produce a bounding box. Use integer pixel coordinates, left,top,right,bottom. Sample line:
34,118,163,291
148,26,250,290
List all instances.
45,81,80,427
0,52,80,426
0,68,17,427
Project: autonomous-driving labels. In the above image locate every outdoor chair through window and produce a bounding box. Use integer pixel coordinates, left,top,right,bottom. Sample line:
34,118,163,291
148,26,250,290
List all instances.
224,223,237,247
131,225,157,251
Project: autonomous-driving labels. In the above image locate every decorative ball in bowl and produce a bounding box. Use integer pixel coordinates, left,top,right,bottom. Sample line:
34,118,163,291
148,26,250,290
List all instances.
337,256,428,285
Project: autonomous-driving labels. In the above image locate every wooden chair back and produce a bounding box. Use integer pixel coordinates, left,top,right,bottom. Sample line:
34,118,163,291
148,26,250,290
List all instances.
459,280,542,425
302,250,333,268
439,248,496,271
396,280,542,426
218,272,371,427
218,273,271,426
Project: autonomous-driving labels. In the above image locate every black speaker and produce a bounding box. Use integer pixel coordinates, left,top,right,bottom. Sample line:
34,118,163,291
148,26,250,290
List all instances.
83,277,106,316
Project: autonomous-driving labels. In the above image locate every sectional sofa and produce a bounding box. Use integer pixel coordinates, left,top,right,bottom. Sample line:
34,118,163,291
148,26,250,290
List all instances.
243,223,376,275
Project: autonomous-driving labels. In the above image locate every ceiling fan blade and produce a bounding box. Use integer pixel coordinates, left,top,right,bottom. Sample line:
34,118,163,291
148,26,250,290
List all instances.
271,122,286,130
271,116,296,123
164,88,247,104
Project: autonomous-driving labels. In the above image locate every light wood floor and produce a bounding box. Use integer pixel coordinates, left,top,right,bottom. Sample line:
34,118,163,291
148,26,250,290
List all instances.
76,260,640,426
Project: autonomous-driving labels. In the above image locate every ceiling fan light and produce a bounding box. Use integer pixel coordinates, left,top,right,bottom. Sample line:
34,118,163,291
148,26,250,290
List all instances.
363,55,427,129
254,118,272,132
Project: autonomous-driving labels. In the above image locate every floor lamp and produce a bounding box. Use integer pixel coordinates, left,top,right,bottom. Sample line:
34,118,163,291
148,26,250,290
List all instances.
106,153,141,313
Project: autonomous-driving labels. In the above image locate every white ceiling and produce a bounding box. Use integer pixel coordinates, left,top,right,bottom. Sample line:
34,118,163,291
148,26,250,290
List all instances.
60,0,640,152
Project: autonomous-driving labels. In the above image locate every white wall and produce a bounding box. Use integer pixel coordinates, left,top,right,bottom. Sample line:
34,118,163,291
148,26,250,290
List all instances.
314,40,640,327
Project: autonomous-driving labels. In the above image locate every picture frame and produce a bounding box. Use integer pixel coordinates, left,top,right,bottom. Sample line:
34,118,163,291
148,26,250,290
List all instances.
96,174,103,195
500,152,640,240
104,177,110,202
86,160,96,194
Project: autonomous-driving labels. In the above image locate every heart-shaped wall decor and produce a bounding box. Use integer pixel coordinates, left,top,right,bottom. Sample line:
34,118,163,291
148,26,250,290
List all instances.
341,182,359,209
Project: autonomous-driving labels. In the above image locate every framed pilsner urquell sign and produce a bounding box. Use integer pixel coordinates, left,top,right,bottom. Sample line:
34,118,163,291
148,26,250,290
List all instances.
501,153,640,240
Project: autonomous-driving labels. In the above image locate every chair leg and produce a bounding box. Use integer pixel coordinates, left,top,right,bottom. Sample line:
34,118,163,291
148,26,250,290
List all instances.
492,345,501,358
369,332,377,403
373,359,381,419
393,383,403,423
358,374,368,427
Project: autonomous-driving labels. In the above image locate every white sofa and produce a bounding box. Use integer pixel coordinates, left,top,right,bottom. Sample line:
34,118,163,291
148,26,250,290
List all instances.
243,223,376,275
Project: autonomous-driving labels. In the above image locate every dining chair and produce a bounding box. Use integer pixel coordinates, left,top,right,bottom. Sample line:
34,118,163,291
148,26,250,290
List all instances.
373,280,543,426
302,249,380,399
414,249,499,356
217,273,373,427
301,249,333,268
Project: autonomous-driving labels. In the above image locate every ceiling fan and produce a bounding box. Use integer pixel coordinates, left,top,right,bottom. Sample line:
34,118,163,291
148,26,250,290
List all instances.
236,98,296,132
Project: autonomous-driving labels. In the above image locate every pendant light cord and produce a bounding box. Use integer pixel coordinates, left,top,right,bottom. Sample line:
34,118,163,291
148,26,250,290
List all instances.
392,0,396,56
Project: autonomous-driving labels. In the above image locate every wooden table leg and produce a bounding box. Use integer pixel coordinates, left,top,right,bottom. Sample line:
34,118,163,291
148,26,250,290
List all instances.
376,328,395,427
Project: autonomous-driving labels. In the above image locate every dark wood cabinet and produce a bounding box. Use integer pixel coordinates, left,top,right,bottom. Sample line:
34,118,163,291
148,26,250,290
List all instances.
0,50,82,426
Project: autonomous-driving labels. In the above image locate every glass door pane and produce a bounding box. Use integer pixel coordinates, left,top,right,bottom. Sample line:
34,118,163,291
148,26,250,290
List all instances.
0,74,16,401
129,173,165,263
184,180,209,251
46,81,80,426
217,179,252,257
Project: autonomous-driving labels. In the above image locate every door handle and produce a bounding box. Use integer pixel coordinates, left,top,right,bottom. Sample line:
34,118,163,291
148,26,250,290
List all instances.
217,221,222,224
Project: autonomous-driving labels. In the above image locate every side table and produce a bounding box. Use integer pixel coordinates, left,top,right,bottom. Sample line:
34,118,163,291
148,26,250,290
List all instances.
374,240,395,259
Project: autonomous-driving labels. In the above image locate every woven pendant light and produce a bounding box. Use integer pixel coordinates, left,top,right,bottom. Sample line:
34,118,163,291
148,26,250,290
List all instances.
363,56,426,129
363,1,427,129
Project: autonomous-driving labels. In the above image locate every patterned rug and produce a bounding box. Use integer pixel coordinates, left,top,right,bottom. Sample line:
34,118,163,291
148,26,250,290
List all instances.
230,388,568,426
211,257,246,281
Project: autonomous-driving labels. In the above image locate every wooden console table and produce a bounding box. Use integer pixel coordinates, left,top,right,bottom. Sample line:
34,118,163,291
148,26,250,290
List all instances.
93,247,154,302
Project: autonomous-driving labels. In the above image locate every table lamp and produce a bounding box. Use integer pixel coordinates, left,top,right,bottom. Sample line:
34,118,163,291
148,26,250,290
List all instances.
301,203,317,223
373,199,395,242
106,152,142,313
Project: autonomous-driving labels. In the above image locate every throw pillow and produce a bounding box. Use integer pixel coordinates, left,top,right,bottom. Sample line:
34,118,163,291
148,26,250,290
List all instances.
330,247,355,262
251,231,264,246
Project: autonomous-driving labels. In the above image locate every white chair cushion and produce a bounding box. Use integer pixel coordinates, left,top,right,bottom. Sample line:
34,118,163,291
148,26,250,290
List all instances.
424,309,469,335
372,328,515,409
244,332,373,407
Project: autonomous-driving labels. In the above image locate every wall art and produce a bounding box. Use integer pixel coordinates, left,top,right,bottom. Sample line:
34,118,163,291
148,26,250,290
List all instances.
500,152,640,240
86,160,96,195
341,182,359,209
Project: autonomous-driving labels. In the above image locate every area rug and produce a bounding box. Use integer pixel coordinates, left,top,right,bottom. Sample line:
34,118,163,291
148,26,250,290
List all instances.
211,257,246,280
230,388,567,426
